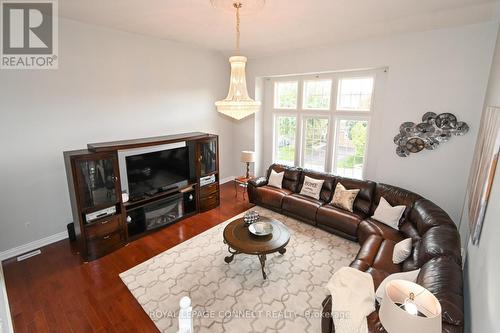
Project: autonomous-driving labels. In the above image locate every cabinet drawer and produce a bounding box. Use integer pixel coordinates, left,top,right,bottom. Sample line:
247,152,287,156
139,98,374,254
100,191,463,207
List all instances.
199,193,219,211
200,183,219,197
85,215,121,240
86,231,123,259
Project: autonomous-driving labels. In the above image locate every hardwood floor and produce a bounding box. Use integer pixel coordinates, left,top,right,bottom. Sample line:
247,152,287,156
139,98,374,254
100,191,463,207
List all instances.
2,182,253,333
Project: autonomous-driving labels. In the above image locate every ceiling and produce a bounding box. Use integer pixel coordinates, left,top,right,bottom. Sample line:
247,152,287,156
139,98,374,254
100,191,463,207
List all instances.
60,0,500,58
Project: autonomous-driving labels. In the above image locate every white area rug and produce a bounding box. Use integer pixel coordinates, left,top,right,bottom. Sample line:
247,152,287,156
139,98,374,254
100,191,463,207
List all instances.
120,207,359,332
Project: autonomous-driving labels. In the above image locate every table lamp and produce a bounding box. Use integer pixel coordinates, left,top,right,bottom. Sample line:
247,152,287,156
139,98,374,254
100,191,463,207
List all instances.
379,279,442,333
241,151,255,178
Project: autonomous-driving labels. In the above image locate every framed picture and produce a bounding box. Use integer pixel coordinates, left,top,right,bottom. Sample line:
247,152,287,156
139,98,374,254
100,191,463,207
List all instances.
467,107,500,245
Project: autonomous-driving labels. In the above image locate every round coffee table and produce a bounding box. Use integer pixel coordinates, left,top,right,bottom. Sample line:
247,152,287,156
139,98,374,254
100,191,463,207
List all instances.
223,216,290,279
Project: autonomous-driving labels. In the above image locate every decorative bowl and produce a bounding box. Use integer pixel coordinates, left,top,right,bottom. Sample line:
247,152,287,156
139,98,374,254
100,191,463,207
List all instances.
244,211,260,225
249,222,273,236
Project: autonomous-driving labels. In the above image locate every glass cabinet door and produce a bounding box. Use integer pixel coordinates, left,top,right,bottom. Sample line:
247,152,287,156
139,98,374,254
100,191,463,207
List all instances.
76,156,119,210
198,139,217,176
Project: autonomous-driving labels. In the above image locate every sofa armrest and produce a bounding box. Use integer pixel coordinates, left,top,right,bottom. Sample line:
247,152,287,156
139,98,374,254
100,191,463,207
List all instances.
248,176,268,188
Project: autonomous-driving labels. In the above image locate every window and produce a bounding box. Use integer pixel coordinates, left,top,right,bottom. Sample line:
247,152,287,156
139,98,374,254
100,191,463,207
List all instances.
333,119,368,179
303,80,332,110
337,77,374,111
270,71,380,179
274,115,297,166
274,81,298,109
303,117,329,171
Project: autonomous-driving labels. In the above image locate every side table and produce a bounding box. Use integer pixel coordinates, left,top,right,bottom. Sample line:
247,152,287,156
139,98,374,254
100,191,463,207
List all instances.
234,176,252,199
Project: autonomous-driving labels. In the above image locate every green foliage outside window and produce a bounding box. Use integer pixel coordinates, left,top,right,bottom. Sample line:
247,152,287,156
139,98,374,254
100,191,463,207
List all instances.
338,121,367,168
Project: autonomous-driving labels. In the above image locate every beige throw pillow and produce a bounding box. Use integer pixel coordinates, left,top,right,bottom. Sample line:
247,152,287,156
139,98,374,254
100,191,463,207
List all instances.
268,170,284,188
371,197,406,230
392,238,413,264
299,176,324,200
330,183,360,212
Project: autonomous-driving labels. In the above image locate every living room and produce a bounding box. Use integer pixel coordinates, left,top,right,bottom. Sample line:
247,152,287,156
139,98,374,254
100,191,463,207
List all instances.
0,1,499,332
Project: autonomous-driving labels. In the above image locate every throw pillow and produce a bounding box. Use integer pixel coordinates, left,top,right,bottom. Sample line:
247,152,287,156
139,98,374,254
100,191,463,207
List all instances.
375,268,421,303
330,183,360,212
268,170,284,188
371,197,406,230
392,238,413,264
299,176,324,200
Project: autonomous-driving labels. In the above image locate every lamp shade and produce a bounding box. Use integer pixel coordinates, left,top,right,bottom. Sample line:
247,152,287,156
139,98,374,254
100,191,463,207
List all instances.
379,280,442,333
241,151,255,163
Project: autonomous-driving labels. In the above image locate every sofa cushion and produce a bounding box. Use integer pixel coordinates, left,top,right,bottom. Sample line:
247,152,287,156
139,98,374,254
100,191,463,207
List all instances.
350,260,391,290
410,198,455,235
358,218,406,245
266,164,302,193
416,224,462,267
253,186,292,210
337,177,376,215
298,170,337,202
417,257,464,326
282,194,322,224
352,235,402,282
317,205,364,238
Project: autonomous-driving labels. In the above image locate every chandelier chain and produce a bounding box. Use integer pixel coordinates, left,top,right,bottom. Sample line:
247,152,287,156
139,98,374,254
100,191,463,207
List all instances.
234,2,242,54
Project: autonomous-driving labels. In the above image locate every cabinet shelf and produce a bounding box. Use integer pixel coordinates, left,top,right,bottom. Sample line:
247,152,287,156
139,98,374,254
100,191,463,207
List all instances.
124,183,197,211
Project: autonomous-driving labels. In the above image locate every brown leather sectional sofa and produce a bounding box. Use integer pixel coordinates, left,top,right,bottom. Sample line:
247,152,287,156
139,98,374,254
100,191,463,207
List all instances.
248,164,463,333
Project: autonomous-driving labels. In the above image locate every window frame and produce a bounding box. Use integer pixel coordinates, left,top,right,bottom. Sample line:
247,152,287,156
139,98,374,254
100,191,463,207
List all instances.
302,79,333,111
269,70,379,179
331,116,371,179
272,113,298,167
273,80,299,110
300,114,330,172
336,76,375,112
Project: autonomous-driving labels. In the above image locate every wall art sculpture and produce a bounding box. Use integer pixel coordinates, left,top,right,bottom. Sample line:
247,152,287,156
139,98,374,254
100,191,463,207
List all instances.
393,112,469,157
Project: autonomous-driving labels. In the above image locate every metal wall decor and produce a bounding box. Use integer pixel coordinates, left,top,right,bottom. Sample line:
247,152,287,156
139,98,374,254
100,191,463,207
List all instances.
394,112,469,157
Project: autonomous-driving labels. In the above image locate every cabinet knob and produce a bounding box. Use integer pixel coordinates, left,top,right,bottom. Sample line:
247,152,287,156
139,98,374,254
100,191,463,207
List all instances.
103,235,111,240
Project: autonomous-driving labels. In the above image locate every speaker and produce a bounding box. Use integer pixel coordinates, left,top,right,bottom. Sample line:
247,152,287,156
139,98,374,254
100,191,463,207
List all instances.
67,223,76,241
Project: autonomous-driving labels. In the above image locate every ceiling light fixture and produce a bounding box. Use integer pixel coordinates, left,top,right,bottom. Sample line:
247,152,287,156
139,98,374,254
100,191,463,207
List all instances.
213,1,262,120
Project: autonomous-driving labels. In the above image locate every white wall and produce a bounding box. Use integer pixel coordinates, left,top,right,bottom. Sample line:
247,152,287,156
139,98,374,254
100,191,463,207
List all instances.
463,25,500,333
0,18,235,253
235,22,499,224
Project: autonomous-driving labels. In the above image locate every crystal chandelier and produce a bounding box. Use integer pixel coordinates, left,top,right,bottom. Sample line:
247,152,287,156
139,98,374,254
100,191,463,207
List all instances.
215,2,261,120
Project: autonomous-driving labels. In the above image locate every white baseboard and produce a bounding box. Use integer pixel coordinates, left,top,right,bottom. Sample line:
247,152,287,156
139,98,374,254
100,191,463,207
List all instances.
0,265,13,333
220,176,235,184
0,231,68,262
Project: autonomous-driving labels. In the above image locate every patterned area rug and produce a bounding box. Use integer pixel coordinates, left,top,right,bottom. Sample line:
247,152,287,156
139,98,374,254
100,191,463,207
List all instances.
120,207,359,332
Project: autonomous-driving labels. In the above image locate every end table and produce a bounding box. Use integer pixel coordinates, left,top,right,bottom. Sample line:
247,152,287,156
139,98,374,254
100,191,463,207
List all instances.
234,176,252,199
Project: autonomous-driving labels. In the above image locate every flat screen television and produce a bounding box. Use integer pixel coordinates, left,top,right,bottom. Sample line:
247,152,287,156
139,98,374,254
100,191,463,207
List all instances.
119,143,190,201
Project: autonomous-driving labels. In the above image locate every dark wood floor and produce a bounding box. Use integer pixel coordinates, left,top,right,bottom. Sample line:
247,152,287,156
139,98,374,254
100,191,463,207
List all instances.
3,182,253,333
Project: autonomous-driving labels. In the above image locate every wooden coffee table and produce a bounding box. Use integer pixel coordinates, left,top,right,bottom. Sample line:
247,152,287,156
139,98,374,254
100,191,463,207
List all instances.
223,216,290,279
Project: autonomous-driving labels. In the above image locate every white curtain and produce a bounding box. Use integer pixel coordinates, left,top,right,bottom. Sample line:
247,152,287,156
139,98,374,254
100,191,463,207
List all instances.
467,106,500,245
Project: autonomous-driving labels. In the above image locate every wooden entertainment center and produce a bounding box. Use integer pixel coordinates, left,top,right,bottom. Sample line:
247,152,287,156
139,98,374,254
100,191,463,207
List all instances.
64,132,219,261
